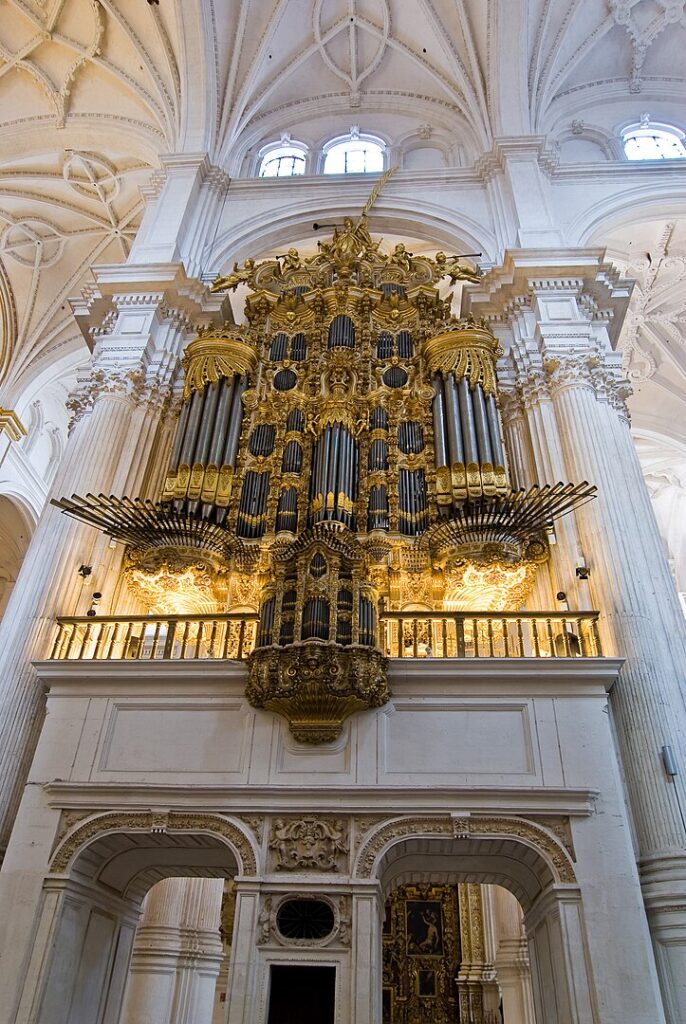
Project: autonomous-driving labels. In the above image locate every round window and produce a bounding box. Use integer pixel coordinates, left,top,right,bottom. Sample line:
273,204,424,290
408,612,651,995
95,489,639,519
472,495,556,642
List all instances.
276,898,335,940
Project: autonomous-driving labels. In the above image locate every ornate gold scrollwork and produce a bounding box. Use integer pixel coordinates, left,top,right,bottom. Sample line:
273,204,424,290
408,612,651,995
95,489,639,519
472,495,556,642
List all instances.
423,325,502,397
246,642,389,743
182,330,257,401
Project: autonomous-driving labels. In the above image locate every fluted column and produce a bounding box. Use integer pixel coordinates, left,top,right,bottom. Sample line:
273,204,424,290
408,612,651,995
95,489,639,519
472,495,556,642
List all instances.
492,886,536,1024
544,353,686,1021
0,378,166,853
120,877,225,1024
0,268,221,856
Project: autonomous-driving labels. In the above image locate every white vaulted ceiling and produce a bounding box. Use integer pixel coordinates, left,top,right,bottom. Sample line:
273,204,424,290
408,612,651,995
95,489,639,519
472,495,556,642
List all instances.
1,0,686,418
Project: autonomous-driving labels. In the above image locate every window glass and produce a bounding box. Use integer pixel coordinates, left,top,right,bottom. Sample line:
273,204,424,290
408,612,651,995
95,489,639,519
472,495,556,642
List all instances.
259,148,306,177
623,127,686,160
324,139,384,174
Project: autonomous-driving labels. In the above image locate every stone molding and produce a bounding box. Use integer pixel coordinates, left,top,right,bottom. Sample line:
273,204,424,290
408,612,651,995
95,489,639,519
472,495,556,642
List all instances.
353,814,577,884
48,810,258,876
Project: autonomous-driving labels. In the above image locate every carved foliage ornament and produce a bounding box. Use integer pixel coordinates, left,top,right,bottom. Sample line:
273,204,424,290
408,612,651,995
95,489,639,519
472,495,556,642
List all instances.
423,326,502,397
182,331,257,401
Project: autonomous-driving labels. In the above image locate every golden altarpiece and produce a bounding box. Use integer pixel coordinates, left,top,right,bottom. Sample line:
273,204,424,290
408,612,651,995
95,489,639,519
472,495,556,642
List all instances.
55,199,595,747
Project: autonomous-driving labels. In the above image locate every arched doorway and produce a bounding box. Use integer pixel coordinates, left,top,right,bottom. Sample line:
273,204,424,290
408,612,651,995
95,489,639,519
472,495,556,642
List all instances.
354,817,597,1024
11,813,256,1024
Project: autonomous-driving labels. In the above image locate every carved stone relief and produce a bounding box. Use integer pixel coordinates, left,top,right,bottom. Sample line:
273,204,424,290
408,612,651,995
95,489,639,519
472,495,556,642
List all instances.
269,817,349,872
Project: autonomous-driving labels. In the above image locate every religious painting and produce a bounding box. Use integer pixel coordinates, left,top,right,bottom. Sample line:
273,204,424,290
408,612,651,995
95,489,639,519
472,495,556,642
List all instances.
417,969,437,997
382,884,461,1024
405,900,444,956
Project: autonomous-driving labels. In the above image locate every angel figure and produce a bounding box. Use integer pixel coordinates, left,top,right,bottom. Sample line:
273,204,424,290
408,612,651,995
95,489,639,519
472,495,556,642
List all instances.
211,258,256,292
388,242,412,273
434,250,481,284
280,247,302,272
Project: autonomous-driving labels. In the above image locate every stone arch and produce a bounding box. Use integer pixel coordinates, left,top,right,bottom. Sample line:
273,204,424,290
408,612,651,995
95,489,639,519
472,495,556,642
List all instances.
353,816,598,1024
0,493,36,618
208,202,496,277
16,813,258,1024
49,810,259,883
355,815,575,905
571,186,686,247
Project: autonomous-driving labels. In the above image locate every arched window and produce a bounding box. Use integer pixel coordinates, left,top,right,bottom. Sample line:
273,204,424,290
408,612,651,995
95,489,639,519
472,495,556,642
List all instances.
622,121,686,161
323,133,385,174
258,145,307,178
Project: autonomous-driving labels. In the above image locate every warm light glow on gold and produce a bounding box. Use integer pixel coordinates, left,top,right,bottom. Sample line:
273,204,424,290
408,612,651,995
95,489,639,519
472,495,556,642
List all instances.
126,564,224,616
443,562,538,612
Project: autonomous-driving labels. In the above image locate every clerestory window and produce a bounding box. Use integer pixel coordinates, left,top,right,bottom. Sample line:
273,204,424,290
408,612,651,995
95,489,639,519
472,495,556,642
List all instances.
622,122,686,161
259,146,307,178
323,134,385,174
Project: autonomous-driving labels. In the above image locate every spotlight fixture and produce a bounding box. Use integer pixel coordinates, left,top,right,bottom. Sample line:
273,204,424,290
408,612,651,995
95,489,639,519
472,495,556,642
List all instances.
575,562,591,580
77,564,92,578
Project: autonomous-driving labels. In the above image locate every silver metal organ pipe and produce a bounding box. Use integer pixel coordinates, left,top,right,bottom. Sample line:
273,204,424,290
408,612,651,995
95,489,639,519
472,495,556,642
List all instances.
457,376,479,464
432,374,448,468
208,378,235,467
327,426,340,517
472,384,493,464
192,382,221,467
167,399,192,473
178,388,205,467
222,376,247,468
486,394,505,466
443,373,464,465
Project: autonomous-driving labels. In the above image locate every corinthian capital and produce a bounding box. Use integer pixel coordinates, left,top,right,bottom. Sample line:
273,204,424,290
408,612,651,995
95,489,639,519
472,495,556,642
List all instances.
66,367,172,431
543,353,594,394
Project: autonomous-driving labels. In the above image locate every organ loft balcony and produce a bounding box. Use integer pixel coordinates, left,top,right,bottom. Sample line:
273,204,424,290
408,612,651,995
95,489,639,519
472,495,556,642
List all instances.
48,200,607,743
49,608,603,664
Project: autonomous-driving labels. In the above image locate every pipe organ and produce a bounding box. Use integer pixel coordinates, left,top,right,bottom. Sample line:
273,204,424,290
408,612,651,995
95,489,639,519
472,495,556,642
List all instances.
54,208,595,742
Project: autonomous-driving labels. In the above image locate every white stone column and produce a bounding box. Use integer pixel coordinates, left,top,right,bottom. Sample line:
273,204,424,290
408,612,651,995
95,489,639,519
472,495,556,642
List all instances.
492,886,536,1024
119,877,225,1024
0,381,160,854
544,353,686,1021
0,268,222,856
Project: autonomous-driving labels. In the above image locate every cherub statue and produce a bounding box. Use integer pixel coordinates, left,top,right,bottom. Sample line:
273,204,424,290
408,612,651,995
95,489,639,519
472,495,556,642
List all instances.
280,247,302,272
434,250,481,284
388,242,412,273
210,258,256,292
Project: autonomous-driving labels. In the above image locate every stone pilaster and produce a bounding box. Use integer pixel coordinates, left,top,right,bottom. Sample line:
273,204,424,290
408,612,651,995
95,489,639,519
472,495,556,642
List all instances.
469,252,686,1020
120,877,225,1024
492,886,536,1024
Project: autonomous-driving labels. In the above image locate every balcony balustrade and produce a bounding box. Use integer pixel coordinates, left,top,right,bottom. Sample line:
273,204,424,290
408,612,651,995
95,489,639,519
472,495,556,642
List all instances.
49,610,602,662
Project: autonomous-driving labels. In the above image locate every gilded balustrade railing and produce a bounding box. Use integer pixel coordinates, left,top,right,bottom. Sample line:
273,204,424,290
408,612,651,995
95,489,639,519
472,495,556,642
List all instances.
50,613,258,662
379,611,602,659
49,610,602,662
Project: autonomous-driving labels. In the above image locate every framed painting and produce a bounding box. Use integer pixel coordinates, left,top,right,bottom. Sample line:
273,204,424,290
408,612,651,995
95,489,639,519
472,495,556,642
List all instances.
405,900,444,956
